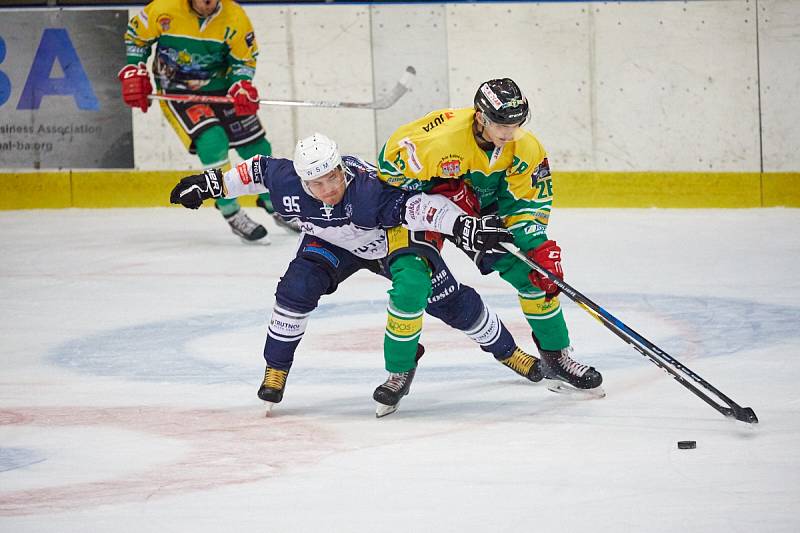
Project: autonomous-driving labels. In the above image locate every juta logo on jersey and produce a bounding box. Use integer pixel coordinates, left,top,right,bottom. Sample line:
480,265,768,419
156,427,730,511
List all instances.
422,111,455,133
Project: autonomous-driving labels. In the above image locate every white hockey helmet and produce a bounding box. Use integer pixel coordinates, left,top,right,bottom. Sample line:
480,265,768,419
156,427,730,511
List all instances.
293,132,343,181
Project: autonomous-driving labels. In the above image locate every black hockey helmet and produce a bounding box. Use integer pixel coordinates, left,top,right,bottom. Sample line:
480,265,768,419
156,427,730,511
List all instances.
474,78,529,125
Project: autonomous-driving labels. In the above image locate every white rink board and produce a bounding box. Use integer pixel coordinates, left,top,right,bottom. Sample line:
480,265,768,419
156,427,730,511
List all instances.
130,1,800,173
758,0,800,172
447,2,594,169
370,4,451,150
592,1,759,172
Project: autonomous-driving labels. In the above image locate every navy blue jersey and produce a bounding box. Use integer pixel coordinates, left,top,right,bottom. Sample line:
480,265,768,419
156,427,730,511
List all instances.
229,155,416,259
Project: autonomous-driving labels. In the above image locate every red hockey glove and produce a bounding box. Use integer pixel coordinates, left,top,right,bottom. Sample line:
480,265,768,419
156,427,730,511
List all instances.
429,179,480,216
526,240,563,300
228,80,260,116
117,63,152,112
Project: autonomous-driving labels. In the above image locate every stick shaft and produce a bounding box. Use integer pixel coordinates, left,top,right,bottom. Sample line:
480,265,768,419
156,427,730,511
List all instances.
501,243,757,423
148,66,416,110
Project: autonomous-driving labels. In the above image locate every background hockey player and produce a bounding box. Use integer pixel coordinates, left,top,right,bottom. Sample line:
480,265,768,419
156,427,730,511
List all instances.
171,133,558,417
121,0,295,243
377,78,603,395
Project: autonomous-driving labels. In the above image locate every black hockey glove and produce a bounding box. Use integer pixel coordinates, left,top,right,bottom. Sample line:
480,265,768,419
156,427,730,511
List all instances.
452,214,513,253
169,169,223,209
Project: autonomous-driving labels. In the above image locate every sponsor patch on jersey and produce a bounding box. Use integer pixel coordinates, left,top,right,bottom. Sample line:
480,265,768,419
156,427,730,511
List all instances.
524,224,547,236
245,31,255,47
425,206,438,224
236,161,251,185
251,156,263,184
302,243,340,268
533,209,550,225
399,138,423,174
532,158,551,185
157,15,171,31
421,111,455,133
438,155,463,177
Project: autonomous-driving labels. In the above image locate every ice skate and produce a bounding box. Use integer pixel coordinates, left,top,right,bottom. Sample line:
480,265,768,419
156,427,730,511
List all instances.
224,209,269,243
499,347,543,382
257,366,289,415
373,368,416,418
256,198,301,233
538,346,605,399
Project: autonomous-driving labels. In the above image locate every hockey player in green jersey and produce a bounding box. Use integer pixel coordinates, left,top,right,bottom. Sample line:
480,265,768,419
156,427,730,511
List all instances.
377,78,603,395
120,0,295,242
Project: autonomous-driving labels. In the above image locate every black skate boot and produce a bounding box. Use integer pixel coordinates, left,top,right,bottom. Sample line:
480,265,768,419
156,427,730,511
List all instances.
257,366,289,414
373,368,416,418
538,346,604,397
224,208,269,243
499,347,543,382
256,197,301,233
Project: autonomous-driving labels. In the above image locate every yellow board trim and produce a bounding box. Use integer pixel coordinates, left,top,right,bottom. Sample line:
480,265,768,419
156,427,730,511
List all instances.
0,171,797,209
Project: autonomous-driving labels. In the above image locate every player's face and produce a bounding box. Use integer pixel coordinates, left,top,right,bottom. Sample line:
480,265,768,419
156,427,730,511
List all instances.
306,167,346,205
191,0,220,17
477,111,526,147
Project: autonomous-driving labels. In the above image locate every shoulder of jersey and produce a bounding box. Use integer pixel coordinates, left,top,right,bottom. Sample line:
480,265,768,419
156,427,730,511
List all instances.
220,0,249,21
343,155,377,175
147,0,187,15
514,129,546,158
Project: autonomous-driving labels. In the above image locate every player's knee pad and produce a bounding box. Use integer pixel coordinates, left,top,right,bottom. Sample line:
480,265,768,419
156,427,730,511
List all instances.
195,126,230,167
275,257,335,313
388,255,432,313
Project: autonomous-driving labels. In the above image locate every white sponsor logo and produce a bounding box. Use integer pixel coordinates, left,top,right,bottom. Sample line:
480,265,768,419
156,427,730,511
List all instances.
481,84,504,110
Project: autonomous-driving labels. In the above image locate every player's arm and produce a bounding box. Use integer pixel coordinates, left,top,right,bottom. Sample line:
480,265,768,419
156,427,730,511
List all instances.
497,151,563,298
226,7,260,115
123,4,160,65
119,5,159,111
367,178,511,253
170,156,270,209
404,193,512,253
376,136,437,193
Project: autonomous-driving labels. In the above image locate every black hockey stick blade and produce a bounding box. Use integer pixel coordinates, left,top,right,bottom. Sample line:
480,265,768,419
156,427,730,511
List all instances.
730,405,759,424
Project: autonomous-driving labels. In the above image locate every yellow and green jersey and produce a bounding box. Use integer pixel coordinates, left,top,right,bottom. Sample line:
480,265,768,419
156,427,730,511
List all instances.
377,107,554,252
124,0,259,93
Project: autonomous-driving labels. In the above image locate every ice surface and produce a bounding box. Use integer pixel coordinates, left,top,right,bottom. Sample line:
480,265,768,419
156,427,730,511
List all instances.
1,207,798,532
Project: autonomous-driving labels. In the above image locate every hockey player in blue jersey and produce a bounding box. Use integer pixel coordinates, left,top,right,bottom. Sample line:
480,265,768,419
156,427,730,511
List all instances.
171,133,554,417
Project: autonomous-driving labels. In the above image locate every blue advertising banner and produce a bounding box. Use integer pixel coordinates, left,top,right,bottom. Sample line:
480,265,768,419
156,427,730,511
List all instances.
0,10,133,169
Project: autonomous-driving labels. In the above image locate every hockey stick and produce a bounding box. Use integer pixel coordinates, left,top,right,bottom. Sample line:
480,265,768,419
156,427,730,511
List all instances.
500,243,758,424
148,66,416,110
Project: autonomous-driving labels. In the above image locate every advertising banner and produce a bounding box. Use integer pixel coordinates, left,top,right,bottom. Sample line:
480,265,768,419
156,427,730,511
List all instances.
0,10,133,169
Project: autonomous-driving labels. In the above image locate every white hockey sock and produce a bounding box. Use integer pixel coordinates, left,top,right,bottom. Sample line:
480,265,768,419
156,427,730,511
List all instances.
268,305,310,343
464,305,502,347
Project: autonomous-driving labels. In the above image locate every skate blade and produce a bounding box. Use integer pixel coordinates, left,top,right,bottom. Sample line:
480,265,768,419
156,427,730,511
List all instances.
375,402,399,418
545,380,606,399
239,235,271,245
263,401,277,416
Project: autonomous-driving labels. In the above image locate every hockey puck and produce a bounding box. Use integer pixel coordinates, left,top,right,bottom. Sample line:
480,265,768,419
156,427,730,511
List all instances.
677,440,696,449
